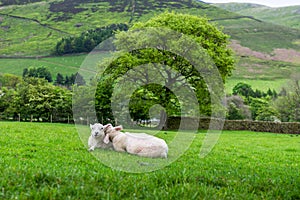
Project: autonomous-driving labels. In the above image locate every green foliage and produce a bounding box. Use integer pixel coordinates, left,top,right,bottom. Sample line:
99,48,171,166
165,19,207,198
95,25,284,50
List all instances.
1,77,72,122
232,82,255,98
274,78,300,122
23,66,53,82
227,102,245,120
231,82,280,121
0,122,299,199
255,105,279,122
131,12,235,80
96,12,234,123
54,23,129,55
232,82,277,100
0,73,21,88
249,97,278,121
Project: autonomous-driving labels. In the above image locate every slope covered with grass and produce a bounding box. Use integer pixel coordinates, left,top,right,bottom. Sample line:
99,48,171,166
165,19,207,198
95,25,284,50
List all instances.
215,3,300,30
1,0,299,56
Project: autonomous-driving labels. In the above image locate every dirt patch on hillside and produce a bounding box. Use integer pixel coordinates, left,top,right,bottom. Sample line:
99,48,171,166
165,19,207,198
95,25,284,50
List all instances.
241,63,269,74
230,40,300,63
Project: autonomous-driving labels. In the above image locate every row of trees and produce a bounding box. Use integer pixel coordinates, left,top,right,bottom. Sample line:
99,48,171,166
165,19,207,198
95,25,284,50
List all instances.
22,67,86,88
54,23,128,55
2,72,300,123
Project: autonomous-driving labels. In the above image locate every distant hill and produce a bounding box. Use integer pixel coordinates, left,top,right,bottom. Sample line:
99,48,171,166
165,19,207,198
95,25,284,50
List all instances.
1,0,300,93
0,0,235,56
215,3,300,30
0,0,299,57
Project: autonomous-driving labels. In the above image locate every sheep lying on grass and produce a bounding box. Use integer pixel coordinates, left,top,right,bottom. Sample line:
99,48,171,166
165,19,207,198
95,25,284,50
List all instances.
88,123,113,151
103,124,168,158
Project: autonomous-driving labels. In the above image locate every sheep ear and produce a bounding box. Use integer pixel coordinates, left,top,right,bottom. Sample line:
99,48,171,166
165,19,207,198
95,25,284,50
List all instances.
104,124,112,130
114,125,123,131
103,134,110,144
90,124,93,129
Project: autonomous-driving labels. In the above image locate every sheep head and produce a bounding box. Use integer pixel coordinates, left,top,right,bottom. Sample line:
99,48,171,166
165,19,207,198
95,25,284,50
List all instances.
90,123,105,138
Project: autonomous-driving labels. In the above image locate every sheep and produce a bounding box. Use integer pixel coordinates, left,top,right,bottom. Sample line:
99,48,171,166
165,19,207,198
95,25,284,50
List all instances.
103,124,168,158
88,123,113,151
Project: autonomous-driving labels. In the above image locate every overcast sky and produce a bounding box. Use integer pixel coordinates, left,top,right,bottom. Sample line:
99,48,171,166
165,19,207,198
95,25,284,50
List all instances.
202,0,300,7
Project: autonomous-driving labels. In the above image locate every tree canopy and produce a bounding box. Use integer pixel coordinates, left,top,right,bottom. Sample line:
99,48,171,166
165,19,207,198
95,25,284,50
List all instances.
93,12,235,125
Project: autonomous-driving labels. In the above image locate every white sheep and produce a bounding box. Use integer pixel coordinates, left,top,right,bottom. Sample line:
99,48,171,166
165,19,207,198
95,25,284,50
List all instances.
103,124,168,158
88,123,113,151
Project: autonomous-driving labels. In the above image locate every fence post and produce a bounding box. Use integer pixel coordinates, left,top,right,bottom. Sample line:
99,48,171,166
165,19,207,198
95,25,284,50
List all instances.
18,113,21,122
50,114,53,123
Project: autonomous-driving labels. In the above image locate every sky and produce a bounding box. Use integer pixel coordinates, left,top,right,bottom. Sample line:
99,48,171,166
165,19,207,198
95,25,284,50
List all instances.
202,0,300,7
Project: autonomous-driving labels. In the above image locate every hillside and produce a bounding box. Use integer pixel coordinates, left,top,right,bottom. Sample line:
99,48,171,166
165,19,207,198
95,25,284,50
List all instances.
0,0,300,93
0,0,236,56
215,3,300,30
1,0,299,56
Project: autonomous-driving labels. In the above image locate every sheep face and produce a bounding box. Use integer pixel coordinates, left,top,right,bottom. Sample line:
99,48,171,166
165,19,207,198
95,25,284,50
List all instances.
90,123,105,138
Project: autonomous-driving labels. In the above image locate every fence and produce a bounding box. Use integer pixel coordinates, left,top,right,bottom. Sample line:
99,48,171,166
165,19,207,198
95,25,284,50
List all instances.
165,117,300,134
1,114,300,134
0,113,74,124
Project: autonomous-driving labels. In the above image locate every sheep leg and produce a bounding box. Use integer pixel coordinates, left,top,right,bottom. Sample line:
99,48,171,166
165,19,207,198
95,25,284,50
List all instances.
89,146,95,151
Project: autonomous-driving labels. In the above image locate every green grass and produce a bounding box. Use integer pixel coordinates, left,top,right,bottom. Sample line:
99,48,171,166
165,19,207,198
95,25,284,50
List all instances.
0,53,110,80
225,78,288,94
216,3,300,30
0,122,299,199
216,17,300,53
224,56,300,93
0,14,68,56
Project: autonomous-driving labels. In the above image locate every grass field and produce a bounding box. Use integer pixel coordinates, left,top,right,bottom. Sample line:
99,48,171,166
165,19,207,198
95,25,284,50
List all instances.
216,3,300,30
0,53,110,81
0,122,299,199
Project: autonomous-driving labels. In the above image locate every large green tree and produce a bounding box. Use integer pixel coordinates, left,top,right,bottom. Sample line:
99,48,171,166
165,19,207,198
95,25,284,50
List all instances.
95,12,235,126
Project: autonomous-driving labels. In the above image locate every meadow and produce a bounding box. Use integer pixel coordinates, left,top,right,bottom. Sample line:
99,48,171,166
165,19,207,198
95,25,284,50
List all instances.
0,52,110,82
0,122,299,199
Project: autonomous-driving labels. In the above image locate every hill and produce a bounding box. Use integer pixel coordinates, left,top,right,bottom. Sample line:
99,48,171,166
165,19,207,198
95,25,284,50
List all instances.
0,0,300,93
1,0,299,56
0,0,232,56
215,3,300,30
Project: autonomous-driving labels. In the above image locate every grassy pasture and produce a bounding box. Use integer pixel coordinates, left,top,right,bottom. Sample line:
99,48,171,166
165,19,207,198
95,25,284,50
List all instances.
0,122,299,199
0,53,111,80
